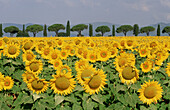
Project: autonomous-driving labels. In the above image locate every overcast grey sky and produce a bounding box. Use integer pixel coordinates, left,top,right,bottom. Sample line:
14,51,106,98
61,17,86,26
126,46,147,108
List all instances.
0,0,170,26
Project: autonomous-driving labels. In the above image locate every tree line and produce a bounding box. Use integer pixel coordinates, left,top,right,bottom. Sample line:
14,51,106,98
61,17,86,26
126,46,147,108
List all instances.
0,21,170,37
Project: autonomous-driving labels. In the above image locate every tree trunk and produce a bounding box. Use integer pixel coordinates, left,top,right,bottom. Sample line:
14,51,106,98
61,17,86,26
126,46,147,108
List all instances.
102,32,104,36
78,31,81,37
123,32,126,36
33,32,36,37
55,31,58,37
168,32,170,36
10,33,13,37
147,32,149,36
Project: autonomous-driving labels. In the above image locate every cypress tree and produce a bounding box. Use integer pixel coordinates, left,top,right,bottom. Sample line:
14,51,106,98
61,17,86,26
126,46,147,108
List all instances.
66,20,70,36
23,24,25,33
43,24,47,37
89,24,93,36
0,24,3,37
133,24,139,36
112,25,115,36
157,24,160,36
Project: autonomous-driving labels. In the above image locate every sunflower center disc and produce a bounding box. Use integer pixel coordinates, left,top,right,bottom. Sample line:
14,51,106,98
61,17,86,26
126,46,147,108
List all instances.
4,79,10,86
26,73,34,81
55,62,59,67
27,54,33,61
122,66,136,80
3,38,9,43
32,80,44,90
51,53,58,59
141,50,146,55
30,62,39,72
127,40,133,46
8,46,17,55
24,42,32,50
143,63,149,69
71,50,75,54
62,52,66,56
144,86,157,99
89,75,101,89
38,44,45,51
55,77,70,90
81,69,94,81
44,49,50,55
118,58,127,67
101,52,107,58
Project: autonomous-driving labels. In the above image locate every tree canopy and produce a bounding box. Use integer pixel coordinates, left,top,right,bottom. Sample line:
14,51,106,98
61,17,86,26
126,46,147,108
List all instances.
26,24,43,37
162,26,170,36
0,24,3,37
133,24,139,36
48,24,65,37
4,26,19,37
95,25,110,36
116,25,133,36
66,21,70,36
140,26,155,36
71,24,88,36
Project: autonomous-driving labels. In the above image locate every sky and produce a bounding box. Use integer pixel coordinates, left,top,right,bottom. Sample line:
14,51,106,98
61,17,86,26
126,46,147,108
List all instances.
0,0,170,26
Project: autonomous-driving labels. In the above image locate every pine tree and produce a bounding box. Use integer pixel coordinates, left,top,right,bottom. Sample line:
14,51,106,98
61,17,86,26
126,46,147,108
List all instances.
157,24,160,36
43,24,47,37
89,24,93,36
0,24,3,37
66,20,70,36
112,25,115,36
133,24,139,36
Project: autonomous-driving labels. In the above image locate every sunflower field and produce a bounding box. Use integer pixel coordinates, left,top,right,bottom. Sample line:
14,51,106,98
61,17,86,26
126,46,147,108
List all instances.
0,36,169,110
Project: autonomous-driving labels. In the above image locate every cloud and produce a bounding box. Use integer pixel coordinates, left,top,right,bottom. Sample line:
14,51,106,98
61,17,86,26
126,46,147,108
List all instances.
166,13,170,20
160,0,170,8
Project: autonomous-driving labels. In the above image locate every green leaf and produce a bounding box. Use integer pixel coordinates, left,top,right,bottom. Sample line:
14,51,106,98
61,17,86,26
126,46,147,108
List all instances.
72,104,83,110
4,65,15,75
125,93,138,107
54,95,64,106
82,98,95,110
32,93,41,101
148,104,157,110
22,96,33,104
91,94,104,104
116,84,127,92
1,103,10,110
106,104,115,110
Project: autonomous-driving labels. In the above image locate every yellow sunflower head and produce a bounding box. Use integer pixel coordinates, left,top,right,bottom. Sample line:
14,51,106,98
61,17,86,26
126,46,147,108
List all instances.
97,47,111,62
27,77,48,94
22,71,37,83
0,72,4,91
50,72,76,95
138,80,163,105
140,60,153,73
83,69,107,95
4,42,20,58
3,76,14,90
52,59,63,70
165,63,170,77
60,49,69,60
22,50,36,63
57,65,72,75
75,59,89,72
119,65,139,85
25,59,43,75
76,64,97,86
35,41,47,54
0,39,5,49
48,49,60,64
41,46,53,60
22,40,34,52
87,50,98,63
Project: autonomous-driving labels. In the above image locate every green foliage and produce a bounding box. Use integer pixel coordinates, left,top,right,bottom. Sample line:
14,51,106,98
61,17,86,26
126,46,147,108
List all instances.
58,32,67,37
162,26,170,36
23,24,25,33
133,24,139,36
16,30,30,37
48,24,65,37
0,24,3,37
89,24,93,37
43,24,47,37
71,24,88,37
26,24,43,37
116,25,133,36
95,25,110,36
140,26,155,36
66,20,70,36
4,26,19,37
112,25,115,36
157,24,161,36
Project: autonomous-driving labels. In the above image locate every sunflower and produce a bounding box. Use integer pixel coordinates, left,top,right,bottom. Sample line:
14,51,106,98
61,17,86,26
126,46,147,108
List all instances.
140,60,153,73
4,42,20,58
87,50,98,63
138,80,163,105
124,39,136,50
22,50,36,64
60,49,69,60
57,65,72,75
97,47,111,62
0,72,4,91
74,38,82,46
22,71,37,83
76,64,96,86
0,39,5,49
75,46,85,59
3,37,10,44
83,69,107,95
52,59,63,70
3,76,14,90
109,47,118,58
40,46,53,60
56,39,65,48
114,52,136,72
138,47,148,58
165,63,170,77
75,59,89,72
119,65,139,85
68,47,76,56
35,41,47,54
25,59,43,75
22,40,35,53
27,77,48,94
48,49,60,64
50,72,76,95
